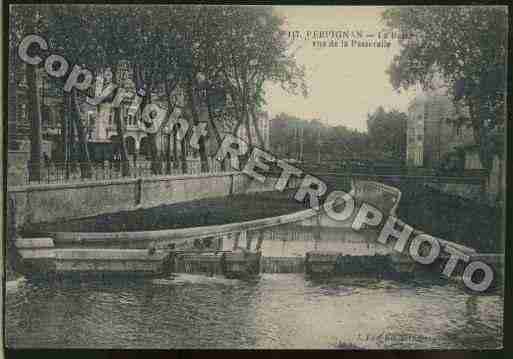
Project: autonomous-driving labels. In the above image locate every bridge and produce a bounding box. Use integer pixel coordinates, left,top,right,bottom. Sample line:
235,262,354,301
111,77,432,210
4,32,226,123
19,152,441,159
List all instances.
299,162,488,186
312,172,487,189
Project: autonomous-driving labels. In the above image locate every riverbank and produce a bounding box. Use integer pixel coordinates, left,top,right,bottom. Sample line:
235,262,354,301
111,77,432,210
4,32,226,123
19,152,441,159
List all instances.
24,190,310,234
23,181,502,253
396,184,502,252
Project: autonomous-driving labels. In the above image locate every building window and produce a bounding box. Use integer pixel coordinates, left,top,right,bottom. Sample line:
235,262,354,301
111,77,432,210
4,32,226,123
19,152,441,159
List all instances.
456,125,462,137
118,61,130,82
20,104,27,119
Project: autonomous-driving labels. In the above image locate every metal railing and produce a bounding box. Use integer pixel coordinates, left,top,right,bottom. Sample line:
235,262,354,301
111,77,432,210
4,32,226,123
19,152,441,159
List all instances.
301,161,488,178
24,157,228,184
22,157,488,185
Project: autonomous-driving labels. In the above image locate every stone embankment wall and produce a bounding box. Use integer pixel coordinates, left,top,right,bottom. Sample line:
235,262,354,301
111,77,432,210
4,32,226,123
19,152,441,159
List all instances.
428,155,504,206
7,172,299,233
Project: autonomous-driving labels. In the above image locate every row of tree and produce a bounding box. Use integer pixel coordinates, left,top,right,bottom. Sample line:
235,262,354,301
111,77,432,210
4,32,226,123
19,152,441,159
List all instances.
9,5,307,180
270,112,405,162
366,107,407,161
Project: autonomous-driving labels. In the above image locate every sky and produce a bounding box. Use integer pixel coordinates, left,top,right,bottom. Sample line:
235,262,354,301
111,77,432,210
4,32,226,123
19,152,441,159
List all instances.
264,6,418,132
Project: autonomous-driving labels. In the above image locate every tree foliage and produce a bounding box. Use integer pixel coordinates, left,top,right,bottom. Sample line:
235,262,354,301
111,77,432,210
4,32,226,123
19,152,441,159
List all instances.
271,113,371,162
366,107,407,161
382,6,507,169
11,5,307,176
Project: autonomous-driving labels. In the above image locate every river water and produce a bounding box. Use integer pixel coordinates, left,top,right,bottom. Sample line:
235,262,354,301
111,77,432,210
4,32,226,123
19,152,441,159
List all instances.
5,270,503,349
5,187,504,349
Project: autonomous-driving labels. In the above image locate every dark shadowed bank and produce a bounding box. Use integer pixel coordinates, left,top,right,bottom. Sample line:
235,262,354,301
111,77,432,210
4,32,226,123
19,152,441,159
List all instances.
396,184,502,253
22,190,310,234
22,184,502,252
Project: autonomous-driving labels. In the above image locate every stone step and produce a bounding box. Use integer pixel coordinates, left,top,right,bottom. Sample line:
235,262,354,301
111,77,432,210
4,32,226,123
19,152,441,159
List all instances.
16,246,168,262
53,248,168,261
15,238,55,249
18,248,55,259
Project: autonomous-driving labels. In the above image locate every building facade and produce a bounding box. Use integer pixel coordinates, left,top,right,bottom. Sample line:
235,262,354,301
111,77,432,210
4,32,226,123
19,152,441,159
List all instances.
9,64,63,157
406,91,480,169
9,58,271,170
85,62,172,158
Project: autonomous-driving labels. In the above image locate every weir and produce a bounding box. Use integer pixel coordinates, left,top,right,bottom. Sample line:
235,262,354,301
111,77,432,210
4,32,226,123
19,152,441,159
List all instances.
9,174,495,283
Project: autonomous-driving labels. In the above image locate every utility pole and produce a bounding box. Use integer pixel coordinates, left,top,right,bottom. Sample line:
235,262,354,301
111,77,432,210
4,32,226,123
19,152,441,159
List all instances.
317,125,321,164
295,126,299,160
299,126,304,162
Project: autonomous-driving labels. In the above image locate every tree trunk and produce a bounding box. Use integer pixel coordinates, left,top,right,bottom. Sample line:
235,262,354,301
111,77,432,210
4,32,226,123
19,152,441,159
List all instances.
166,132,171,174
63,93,70,179
112,104,130,176
226,82,244,139
250,105,265,148
241,96,253,166
8,30,19,150
173,127,179,170
26,55,42,182
110,66,130,177
71,89,92,178
242,100,253,147
468,95,492,172
206,94,226,171
148,133,161,175
65,92,79,176
140,87,162,175
185,74,209,173
164,80,180,172
181,132,188,174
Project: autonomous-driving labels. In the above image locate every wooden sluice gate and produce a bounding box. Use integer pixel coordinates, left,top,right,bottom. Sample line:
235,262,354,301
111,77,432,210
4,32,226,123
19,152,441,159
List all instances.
260,257,305,273
171,251,226,275
170,251,261,278
223,252,261,278
168,230,263,278
304,251,396,277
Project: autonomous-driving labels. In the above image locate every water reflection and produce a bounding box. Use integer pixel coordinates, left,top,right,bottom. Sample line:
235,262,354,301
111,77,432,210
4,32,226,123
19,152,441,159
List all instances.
5,273,503,349
5,204,503,349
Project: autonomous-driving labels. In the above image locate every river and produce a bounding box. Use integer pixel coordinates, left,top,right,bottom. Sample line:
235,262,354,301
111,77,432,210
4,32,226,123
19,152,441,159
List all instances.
5,186,504,349
5,271,503,349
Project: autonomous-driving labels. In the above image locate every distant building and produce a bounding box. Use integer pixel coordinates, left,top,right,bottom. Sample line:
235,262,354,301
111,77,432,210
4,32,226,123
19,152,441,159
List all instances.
9,58,270,171
406,90,481,170
9,64,62,158
88,61,172,158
